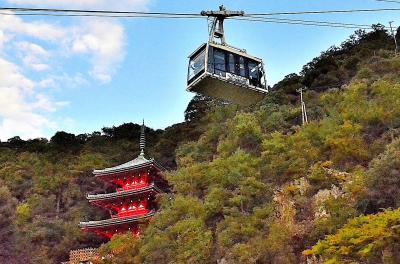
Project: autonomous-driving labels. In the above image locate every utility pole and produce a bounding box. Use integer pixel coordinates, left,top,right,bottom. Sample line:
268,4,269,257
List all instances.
297,87,308,125
389,21,398,55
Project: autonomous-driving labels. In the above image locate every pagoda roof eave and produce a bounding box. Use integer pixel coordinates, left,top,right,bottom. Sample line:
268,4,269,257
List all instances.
93,155,165,176
79,211,155,228
87,184,163,202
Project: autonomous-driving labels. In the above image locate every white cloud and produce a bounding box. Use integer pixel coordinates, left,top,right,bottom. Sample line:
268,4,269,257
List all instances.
0,118,50,141
0,30,8,50
16,41,48,56
0,58,67,140
32,94,69,112
37,73,89,90
38,77,55,88
0,0,152,139
0,13,66,41
15,41,50,71
22,55,49,71
0,2,140,81
0,12,127,82
0,58,34,94
6,0,150,10
72,19,125,82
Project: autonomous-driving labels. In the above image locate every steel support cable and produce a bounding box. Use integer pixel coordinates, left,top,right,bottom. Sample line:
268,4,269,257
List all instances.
0,11,374,29
0,6,391,29
0,12,203,19
232,17,372,29
243,15,374,28
0,7,201,16
374,0,400,4
246,7,400,16
1,6,400,17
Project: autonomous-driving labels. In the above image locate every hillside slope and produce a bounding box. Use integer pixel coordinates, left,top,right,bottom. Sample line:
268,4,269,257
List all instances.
0,26,399,263
98,27,400,264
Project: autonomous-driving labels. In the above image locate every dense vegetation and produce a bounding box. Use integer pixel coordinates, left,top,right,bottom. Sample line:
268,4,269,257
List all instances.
0,120,205,263
1,25,400,263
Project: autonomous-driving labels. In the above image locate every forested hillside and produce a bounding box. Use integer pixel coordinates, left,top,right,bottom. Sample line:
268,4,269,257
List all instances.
1,25,400,263
0,119,206,263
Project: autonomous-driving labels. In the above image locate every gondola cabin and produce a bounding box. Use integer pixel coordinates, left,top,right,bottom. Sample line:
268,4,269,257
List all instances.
187,42,268,106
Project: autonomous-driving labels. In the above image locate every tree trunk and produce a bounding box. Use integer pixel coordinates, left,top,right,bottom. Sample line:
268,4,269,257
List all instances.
56,188,62,219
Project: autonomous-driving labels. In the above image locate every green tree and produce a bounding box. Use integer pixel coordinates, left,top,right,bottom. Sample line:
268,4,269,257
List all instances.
139,195,212,264
366,139,400,210
305,209,400,264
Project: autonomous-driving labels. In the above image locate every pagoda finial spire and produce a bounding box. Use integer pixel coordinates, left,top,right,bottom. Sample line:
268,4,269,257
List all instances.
139,119,146,156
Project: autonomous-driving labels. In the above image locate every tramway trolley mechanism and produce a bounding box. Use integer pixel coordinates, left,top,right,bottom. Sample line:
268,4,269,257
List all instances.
187,5,268,106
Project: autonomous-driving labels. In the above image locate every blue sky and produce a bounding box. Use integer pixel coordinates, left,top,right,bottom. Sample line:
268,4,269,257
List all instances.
1,0,400,140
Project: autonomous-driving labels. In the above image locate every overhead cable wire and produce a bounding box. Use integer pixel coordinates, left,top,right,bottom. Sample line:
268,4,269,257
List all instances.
1,6,400,17
0,6,390,30
0,7,201,16
232,17,373,29
374,0,400,4
0,11,375,30
243,16,374,28
0,12,203,19
246,7,400,16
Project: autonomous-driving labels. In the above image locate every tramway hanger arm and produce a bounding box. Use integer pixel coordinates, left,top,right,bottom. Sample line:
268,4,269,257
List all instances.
201,5,244,45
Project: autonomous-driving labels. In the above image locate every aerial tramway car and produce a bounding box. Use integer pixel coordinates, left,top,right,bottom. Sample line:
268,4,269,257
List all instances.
187,6,268,106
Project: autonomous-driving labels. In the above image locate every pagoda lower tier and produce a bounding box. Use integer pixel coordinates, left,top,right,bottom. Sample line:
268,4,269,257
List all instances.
80,183,165,238
80,211,155,239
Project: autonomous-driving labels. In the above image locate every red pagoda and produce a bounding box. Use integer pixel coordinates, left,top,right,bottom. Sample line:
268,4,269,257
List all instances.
80,122,169,239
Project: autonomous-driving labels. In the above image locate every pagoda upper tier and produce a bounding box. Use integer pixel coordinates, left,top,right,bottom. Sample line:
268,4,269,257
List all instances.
93,154,165,182
94,154,164,176
93,154,168,191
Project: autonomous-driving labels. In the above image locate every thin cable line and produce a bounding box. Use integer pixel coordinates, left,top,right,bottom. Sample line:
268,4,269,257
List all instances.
0,12,203,19
233,17,372,29
0,7,201,16
246,7,400,16
244,15,374,28
374,0,400,4
0,11,374,29
1,6,400,17
0,7,388,29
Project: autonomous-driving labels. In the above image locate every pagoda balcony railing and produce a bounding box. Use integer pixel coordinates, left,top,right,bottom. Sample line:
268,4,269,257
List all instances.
112,208,149,219
86,183,162,200
116,182,149,192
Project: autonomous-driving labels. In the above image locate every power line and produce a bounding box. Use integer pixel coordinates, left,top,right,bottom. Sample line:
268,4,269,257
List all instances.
246,7,400,16
0,12,203,19
233,17,372,30
1,6,400,17
374,0,400,4
243,16,374,28
0,11,375,30
0,13,373,30
0,6,391,30
0,7,201,16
